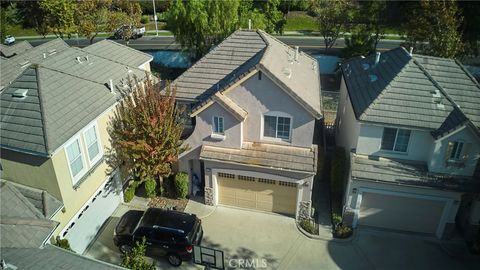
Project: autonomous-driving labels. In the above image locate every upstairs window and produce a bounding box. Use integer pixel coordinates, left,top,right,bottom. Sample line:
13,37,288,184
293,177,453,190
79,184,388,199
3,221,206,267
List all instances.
213,116,224,134
381,128,411,152
447,141,465,160
66,139,85,182
263,114,291,141
84,124,102,165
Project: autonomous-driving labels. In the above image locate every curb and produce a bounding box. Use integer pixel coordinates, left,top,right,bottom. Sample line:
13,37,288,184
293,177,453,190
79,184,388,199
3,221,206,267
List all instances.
295,222,354,243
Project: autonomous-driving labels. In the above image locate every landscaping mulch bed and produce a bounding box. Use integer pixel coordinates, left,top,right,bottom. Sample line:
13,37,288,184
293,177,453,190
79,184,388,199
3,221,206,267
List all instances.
148,196,188,212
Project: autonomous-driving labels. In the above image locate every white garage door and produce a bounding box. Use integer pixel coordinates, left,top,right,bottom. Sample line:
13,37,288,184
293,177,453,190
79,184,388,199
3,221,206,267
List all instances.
64,176,122,254
359,192,446,235
217,173,297,216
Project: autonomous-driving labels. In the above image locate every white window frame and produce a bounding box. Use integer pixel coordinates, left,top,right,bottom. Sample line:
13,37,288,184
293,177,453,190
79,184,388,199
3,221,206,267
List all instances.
380,127,411,153
65,136,87,186
212,116,225,135
260,111,293,142
83,122,103,166
449,141,464,160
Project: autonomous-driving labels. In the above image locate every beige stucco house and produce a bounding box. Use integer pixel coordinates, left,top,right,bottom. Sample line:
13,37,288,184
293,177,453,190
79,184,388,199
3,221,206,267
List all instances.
173,30,322,220
0,39,152,253
335,47,480,239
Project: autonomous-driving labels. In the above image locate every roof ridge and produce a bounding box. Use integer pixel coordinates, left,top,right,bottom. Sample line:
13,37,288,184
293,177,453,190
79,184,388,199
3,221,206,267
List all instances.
35,66,50,155
359,50,412,120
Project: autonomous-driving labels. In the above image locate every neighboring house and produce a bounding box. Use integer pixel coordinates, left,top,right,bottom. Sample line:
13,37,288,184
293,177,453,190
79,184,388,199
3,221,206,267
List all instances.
335,47,480,239
0,41,33,59
0,39,153,253
0,180,125,270
174,30,322,220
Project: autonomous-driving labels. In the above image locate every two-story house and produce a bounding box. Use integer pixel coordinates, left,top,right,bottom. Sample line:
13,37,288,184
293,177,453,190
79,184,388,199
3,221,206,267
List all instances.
335,47,480,239
173,30,322,220
0,39,152,253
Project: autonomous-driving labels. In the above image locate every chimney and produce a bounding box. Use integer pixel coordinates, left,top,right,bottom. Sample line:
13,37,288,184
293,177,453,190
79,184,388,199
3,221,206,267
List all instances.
248,19,252,30
109,79,114,94
375,52,381,65
409,47,414,56
294,46,299,62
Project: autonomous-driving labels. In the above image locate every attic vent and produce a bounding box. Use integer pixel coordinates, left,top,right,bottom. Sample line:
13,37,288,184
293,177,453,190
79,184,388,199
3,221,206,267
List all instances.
20,60,30,68
282,67,292,78
432,90,444,109
362,63,370,70
369,74,378,82
48,49,56,55
12,89,28,99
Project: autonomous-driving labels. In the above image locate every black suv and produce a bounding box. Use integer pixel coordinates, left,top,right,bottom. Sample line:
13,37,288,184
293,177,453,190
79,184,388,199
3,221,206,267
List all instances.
114,208,203,266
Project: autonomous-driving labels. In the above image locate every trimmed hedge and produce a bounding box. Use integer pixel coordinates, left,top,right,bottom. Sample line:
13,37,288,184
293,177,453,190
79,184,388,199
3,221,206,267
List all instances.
145,178,157,198
140,15,149,24
175,172,189,199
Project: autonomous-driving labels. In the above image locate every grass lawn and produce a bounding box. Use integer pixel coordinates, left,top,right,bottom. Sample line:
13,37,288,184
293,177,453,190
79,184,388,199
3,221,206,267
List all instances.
284,11,317,32
7,24,41,37
145,21,167,31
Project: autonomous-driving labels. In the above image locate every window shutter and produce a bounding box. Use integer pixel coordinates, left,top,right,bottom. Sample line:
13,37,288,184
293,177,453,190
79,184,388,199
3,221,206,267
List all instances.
462,143,472,161
445,141,454,161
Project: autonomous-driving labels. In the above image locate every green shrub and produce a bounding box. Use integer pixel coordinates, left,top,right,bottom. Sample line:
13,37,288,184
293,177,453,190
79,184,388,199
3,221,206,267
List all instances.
174,172,189,199
334,224,353,238
124,182,138,203
121,237,155,270
144,178,157,198
54,236,74,252
300,219,317,234
140,15,149,24
332,213,342,226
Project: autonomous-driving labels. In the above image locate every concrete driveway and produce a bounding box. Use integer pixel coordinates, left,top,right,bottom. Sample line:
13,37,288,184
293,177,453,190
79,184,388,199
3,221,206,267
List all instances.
85,202,479,270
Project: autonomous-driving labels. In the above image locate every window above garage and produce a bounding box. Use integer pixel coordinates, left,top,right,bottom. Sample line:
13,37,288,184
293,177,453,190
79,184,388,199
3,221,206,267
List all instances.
262,112,292,142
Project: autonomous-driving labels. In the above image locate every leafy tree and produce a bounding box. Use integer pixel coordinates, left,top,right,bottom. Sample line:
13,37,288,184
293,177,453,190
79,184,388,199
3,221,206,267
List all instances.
38,0,77,38
238,0,267,30
166,0,241,60
20,1,49,37
342,1,386,58
106,77,186,195
0,2,19,41
108,0,142,42
458,1,480,57
121,238,155,270
75,0,112,44
313,0,354,52
403,0,463,58
261,0,286,34
279,0,310,15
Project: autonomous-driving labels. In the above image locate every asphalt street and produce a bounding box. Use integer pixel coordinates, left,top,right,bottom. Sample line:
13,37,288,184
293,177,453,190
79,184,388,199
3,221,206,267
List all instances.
26,35,403,54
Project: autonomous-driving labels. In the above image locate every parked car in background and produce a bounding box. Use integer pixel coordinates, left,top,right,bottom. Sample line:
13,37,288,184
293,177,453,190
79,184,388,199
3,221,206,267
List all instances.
4,35,15,45
113,25,146,40
114,208,203,266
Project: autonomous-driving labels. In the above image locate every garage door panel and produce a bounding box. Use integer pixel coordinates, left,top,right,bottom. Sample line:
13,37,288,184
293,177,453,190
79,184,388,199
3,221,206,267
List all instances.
359,192,445,234
64,176,122,254
217,176,297,216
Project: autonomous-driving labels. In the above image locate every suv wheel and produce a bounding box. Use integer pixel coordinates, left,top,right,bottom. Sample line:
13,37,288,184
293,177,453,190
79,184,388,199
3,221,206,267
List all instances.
167,253,182,267
119,244,133,254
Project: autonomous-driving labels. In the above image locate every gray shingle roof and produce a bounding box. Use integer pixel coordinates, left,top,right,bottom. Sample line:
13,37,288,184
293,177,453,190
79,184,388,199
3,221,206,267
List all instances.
342,47,480,138
1,245,126,270
200,142,317,173
174,30,267,102
0,39,70,90
178,30,322,119
83,39,153,68
0,41,33,58
351,153,479,192
0,43,149,155
0,181,60,248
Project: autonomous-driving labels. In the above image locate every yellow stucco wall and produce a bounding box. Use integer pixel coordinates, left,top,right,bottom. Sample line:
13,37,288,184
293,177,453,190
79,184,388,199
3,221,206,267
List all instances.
50,107,117,237
0,149,62,200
